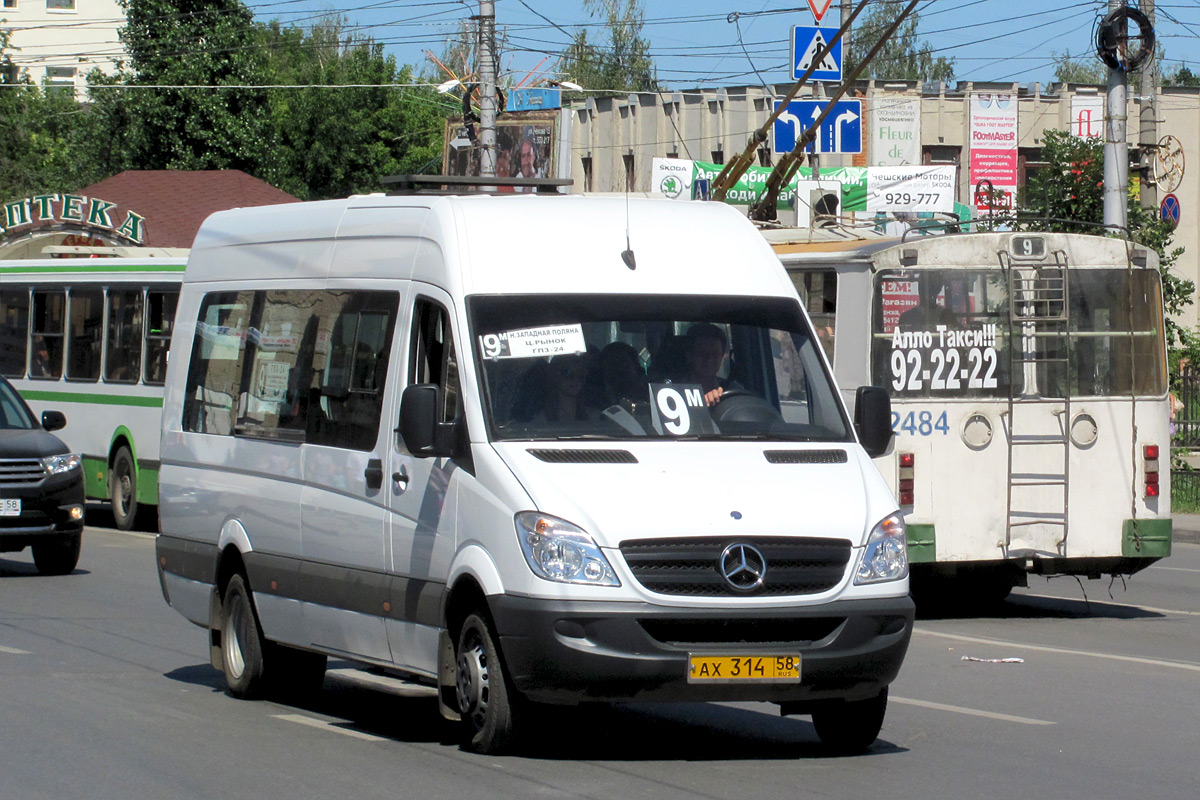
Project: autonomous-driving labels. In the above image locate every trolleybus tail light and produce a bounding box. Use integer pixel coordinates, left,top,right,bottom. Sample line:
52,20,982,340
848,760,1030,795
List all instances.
1144,444,1160,498
898,452,915,506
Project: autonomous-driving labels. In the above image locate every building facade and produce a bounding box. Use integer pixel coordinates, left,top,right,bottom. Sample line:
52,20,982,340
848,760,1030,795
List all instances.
2,0,124,95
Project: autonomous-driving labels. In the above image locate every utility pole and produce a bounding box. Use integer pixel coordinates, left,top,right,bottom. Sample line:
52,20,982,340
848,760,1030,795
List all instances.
477,0,498,177
1139,0,1157,214
1103,0,1128,230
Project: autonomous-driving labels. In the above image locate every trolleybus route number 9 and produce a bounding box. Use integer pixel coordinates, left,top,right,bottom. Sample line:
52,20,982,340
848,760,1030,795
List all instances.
890,346,999,392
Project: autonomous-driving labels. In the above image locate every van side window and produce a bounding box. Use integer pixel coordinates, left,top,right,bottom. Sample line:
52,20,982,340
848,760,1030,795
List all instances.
0,288,29,377
67,288,103,381
183,291,254,435
31,290,65,380
307,291,398,450
410,298,459,423
105,289,143,383
236,290,319,441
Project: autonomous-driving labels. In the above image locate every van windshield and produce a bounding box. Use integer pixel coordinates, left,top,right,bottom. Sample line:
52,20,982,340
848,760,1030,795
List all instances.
468,294,851,443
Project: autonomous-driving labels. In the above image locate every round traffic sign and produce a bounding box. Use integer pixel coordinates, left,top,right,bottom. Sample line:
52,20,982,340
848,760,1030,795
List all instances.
1161,193,1181,228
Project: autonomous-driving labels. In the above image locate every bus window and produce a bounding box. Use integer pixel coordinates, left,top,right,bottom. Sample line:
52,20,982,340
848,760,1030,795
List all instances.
31,290,65,380
67,288,103,381
791,270,836,361
0,289,29,377
105,290,143,383
1066,270,1166,397
144,290,177,385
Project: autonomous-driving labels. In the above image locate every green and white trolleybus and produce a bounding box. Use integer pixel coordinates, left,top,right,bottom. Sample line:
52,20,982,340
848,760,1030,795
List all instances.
770,227,1171,601
0,251,183,529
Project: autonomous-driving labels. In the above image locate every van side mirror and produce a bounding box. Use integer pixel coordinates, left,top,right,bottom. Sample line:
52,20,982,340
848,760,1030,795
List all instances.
399,384,453,457
41,410,66,432
853,386,892,458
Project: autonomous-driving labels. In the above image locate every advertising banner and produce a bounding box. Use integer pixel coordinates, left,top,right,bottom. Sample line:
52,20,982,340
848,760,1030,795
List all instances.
870,95,922,166
1069,93,1104,139
443,114,557,179
652,158,870,213
866,165,956,213
968,93,1018,211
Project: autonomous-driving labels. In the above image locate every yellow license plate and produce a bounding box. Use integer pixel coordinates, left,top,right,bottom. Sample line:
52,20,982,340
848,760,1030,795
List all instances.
687,654,801,683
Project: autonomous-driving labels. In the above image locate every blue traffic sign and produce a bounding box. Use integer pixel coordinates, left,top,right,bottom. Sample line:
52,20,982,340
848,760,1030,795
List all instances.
791,25,842,82
1161,193,1181,228
773,99,863,154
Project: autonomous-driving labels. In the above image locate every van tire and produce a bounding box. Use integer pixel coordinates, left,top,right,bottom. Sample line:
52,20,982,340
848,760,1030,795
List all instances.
455,612,519,754
811,688,888,754
32,532,82,575
110,447,138,531
221,574,268,699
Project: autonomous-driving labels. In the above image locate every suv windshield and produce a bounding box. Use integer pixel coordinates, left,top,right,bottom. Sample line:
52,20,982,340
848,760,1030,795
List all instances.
469,294,850,443
0,378,37,430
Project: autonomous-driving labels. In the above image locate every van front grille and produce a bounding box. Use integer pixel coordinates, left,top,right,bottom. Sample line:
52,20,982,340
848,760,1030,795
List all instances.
619,536,851,597
0,459,46,486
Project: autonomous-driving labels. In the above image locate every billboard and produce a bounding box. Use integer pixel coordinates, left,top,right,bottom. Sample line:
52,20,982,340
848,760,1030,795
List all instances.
443,113,557,180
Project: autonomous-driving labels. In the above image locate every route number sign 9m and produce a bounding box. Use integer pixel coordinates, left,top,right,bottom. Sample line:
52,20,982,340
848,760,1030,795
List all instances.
890,346,999,392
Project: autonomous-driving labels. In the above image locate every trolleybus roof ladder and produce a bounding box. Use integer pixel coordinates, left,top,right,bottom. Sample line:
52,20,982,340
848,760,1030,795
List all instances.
1001,248,1072,559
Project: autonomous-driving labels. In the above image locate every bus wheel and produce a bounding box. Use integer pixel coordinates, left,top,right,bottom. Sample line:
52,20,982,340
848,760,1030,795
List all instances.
110,447,138,531
811,688,888,754
32,532,82,575
221,574,269,699
455,612,520,754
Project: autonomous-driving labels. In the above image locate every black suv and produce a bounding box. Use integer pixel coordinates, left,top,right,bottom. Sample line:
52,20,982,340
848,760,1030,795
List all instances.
0,376,84,574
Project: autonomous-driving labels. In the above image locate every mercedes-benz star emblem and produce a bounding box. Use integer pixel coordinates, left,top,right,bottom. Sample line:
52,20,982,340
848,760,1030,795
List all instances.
718,543,767,592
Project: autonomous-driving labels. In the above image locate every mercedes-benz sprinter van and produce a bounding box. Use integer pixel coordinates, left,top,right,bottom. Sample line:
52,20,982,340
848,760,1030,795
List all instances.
155,194,913,754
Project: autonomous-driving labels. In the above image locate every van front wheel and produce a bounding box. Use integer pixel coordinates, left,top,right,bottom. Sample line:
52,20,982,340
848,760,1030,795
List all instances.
811,688,888,754
455,612,519,754
222,574,268,699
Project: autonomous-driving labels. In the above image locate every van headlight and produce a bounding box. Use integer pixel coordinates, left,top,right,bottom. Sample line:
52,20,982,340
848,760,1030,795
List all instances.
854,513,908,584
42,453,81,475
515,512,620,586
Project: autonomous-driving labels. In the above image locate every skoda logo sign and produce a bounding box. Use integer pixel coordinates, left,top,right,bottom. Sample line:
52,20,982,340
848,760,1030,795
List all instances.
719,543,767,592
660,175,683,198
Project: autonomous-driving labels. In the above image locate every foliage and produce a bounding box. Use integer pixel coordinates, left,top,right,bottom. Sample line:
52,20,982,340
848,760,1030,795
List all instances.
1020,129,1199,372
1164,65,1200,87
557,0,658,94
86,0,277,178
847,4,954,83
1052,50,1106,85
259,18,450,199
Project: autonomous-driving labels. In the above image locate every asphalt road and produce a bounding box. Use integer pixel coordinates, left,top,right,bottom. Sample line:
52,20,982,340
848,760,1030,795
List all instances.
1,524,1198,800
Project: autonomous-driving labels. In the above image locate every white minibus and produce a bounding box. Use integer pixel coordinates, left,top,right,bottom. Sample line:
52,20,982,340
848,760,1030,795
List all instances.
155,194,913,754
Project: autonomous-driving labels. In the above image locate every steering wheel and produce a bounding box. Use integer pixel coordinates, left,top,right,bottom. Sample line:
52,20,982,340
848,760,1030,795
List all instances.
709,389,782,424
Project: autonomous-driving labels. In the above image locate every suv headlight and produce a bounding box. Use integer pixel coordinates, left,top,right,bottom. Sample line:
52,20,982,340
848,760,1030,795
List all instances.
854,513,908,585
42,453,81,475
515,512,620,586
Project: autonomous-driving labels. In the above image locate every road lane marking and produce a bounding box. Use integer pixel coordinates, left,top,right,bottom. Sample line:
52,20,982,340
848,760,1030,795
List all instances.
0,645,32,655
1014,593,1200,618
914,629,1200,673
273,713,388,742
891,696,1055,726
1152,565,1200,574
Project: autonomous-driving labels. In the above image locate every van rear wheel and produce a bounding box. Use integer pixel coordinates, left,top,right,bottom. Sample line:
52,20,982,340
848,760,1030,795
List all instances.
811,688,888,754
222,574,269,699
110,447,138,531
455,612,520,754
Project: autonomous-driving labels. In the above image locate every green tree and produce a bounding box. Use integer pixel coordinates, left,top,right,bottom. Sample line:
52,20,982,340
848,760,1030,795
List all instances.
557,0,658,93
87,0,276,178
1052,50,1106,84
1021,129,1194,358
260,18,449,199
847,4,954,83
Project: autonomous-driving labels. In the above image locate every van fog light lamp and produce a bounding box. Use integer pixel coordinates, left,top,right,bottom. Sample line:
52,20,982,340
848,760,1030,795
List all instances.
515,512,620,586
854,513,909,585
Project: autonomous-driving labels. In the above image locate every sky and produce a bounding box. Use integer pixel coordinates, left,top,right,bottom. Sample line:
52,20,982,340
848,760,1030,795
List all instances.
241,0,1200,90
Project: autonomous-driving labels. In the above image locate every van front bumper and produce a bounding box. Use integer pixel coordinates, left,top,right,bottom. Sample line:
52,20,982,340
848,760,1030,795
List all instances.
488,594,914,706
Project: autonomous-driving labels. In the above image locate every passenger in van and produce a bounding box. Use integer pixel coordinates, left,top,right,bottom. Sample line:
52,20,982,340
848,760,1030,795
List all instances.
531,353,593,424
593,341,647,409
682,323,735,407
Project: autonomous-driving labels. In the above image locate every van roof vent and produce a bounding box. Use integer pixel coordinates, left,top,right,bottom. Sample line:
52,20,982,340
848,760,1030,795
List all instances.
764,449,848,464
527,448,638,464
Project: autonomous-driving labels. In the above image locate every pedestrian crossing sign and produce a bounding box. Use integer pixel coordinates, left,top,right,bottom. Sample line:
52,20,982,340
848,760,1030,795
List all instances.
791,25,842,82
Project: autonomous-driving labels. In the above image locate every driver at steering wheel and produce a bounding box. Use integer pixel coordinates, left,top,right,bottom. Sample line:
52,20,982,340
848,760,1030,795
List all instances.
682,323,738,407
